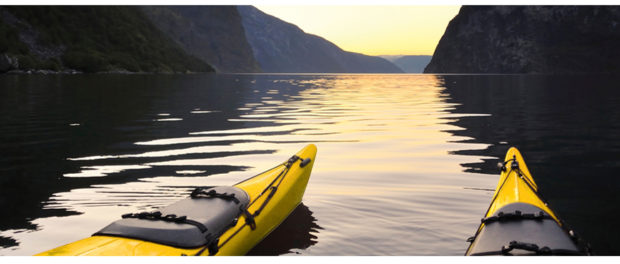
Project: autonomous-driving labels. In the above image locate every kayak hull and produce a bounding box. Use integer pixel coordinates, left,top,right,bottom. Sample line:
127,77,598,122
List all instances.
36,144,317,256
465,147,588,256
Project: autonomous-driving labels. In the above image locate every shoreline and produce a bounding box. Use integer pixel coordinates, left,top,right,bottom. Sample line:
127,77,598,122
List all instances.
1,69,216,75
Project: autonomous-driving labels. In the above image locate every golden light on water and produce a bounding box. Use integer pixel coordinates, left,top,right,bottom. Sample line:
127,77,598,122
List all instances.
2,74,497,255
61,74,486,183
255,5,461,55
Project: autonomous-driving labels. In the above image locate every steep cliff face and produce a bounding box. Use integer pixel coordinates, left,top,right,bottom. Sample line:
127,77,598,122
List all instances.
238,6,403,73
425,6,620,73
0,6,213,73
141,6,261,73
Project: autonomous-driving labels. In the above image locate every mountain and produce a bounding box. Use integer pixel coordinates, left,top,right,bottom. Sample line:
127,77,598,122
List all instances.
425,6,620,74
2,6,405,74
0,6,212,73
237,6,403,73
141,6,261,73
382,55,432,73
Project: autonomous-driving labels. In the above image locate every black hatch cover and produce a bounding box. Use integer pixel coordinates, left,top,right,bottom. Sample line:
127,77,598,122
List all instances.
94,186,250,248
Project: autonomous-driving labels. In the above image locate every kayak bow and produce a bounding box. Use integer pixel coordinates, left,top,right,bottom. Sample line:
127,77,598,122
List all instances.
465,147,590,256
37,144,317,256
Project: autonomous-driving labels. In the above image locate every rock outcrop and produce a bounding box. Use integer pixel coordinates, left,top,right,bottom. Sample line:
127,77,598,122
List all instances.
0,54,18,72
141,6,261,73
425,6,620,73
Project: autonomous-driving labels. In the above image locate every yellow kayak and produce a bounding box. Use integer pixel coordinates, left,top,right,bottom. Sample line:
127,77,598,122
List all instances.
37,144,317,256
465,147,590,255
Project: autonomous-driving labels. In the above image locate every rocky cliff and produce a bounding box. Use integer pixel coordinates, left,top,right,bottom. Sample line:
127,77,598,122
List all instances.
238,6,403,73
2,5,406,74
0,6,213,73
141,6,261,73
425,6,620,74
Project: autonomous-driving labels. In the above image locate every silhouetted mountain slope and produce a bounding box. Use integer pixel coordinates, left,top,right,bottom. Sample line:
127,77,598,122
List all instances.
425,6,620,73
238,6,403,73
141,6,261,73
0,6,212,73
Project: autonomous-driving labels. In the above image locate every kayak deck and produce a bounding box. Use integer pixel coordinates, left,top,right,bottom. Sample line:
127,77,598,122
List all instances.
36,144,317,256
465,147,589,256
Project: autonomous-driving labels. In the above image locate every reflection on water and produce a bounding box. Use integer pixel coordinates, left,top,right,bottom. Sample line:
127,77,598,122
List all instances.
247,203,321,256
0,73,618,255
441,74,620,255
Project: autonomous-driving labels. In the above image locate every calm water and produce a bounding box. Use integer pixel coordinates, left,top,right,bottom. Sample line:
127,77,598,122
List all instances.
0,73,619,255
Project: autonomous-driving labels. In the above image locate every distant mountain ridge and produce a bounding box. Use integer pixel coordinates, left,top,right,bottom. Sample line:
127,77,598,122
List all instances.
381,55,432,73
425,6,620,73
238,6,403,73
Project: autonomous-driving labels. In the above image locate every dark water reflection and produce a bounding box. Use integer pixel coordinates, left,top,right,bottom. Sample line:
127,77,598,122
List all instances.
0,73,619,255
247,203,322,256
0,74,248,230
0,73,331,255
440,74,620,255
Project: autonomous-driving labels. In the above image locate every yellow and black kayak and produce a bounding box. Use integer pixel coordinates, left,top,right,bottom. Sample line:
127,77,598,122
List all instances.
465,147,590,256
37,144,317,256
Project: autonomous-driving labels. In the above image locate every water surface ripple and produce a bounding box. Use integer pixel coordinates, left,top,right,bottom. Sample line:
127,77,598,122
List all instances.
1,74,619,255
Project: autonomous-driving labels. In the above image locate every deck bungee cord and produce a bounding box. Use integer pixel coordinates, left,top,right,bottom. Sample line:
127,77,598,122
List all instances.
472,155,556,234
465,147,591,256
195,155,311,256
36,144,317,256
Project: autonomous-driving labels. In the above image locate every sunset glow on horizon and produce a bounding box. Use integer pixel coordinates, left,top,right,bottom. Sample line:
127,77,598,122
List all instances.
255,5,461,56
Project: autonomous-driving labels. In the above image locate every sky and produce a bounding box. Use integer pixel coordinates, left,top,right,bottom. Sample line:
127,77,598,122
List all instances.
255,5,462,56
